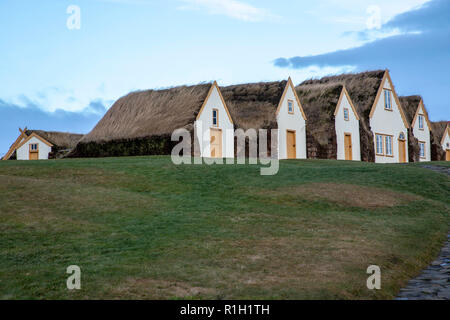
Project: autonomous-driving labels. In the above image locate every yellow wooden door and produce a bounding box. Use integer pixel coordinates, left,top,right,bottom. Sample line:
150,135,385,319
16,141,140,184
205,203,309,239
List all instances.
398,140,406,163
344,134,352,161
287,131,296,159
446,150,450,161
210,129,222,158
29,152,38,160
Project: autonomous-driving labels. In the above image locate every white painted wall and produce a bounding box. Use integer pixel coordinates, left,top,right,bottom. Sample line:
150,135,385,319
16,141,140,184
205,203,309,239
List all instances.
412,103,431,162
335,92,361,161
277,84,307,160
442,128,450,152
16,136,52,160
370,78,409,163
195,85,234,158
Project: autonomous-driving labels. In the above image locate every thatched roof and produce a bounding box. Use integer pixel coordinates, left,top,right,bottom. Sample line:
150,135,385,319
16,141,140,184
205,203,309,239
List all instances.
399,96,422,125
431,121,449,144
25,130,83,149
298,70,385,128
295,83,343,145
221,81,287,130
81,83,212,143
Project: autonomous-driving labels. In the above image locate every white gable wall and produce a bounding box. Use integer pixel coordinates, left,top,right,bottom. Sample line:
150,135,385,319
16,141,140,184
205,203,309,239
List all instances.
335,92,361,161
195,85,234,158
16,136,52,160
412,103,431,161
276,84,307,159
370,78,409,163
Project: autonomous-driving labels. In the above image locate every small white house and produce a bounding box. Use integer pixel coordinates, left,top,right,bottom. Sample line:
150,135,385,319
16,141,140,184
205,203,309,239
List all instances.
221,78,307,160
399,96,432,161
296,83,361,161
441,124,450,161
275,78,308,160
195,81,234,159
2,128,83,161
334,87,361,161
369,71,410,163
16,133,53,160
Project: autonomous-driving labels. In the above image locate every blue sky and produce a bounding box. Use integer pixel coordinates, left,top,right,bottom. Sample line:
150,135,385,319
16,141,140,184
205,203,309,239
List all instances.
1,0,448,156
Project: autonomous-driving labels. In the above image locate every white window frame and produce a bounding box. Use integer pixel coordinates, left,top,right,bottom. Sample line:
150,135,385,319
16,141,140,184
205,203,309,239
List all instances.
376,133,394,157
212,109,218,127
385,136,393,156
288,100,294,114
343,108,349,121
418,115,424,130
419,141,426,158
384,90,392,111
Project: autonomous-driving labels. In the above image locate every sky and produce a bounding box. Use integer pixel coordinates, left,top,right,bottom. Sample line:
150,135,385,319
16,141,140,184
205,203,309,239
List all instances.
1,0,449,156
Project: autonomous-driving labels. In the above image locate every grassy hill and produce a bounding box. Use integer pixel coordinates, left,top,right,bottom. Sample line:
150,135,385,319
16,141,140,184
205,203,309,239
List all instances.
0,157,449,299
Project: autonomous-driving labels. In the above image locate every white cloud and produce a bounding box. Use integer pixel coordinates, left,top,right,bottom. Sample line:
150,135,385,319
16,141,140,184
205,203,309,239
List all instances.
179,0,276,22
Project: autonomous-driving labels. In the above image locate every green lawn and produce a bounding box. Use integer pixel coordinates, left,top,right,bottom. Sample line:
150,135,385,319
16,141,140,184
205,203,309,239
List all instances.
0,157,449,300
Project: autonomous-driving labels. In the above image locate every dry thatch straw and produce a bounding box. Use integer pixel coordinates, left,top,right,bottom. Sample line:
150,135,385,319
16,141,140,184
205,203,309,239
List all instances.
25,130,83,149
81,84,212,143
222,81,287,131
295,83,343,159
299,70,385,129
398,96,422,126
431,121,448,143
297,70,386,161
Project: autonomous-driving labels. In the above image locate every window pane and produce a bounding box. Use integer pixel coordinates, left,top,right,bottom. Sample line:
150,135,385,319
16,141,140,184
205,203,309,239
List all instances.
385,136,392,155
344,108,349,120
288,101,293,113
376,135,383,154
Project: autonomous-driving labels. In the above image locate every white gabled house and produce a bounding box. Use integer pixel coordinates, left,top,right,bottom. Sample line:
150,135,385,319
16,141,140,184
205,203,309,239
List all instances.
296,83,361,161
412,100,432,161
400,96,432,162
195,81,234,159
334,87,361,161
369,70,410,163
275,78,308,160
2,128,83,160
221,78,307,160
16,132,54,160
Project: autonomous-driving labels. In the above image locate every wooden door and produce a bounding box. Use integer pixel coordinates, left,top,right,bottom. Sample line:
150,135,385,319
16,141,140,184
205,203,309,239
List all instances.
398,140,406,163
286,130,296,159
446,150,450,161
344,134,352,161
29,151,38,160
210,129,222,158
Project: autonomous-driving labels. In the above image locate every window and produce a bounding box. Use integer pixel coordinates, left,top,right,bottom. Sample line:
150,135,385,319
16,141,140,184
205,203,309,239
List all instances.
343,108,349,121
447,143,450,149
375,134,394,157
385,136,393,156
399,132,406,141
376,134,384,155
384,90,392,110
288,100,294,114
418,115,424,130
30,144,38,151
419,142,425,158
212,109,218,127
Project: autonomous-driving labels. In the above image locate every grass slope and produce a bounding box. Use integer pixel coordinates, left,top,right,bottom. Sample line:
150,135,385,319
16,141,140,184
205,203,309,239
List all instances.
0,157,449,299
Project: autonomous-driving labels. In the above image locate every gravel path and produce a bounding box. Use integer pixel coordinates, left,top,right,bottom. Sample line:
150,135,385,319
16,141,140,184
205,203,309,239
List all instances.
420,165,450,176
396,165,449,300
396,234,450,300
